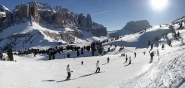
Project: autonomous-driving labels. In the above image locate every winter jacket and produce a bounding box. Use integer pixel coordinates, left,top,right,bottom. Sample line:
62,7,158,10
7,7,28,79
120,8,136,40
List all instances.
150,52,154,57
96,62,99,68
66,67,71,73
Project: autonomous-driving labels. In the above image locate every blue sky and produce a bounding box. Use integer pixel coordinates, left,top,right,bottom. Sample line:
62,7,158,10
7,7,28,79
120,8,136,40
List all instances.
1,0,185,31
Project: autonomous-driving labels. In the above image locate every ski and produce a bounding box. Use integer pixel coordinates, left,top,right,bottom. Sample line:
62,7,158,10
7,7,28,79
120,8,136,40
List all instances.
95,71,105,74
56,78,77,83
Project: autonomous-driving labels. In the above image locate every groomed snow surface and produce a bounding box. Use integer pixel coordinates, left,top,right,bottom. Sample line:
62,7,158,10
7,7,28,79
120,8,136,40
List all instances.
0,22,185,87
1,44,185,88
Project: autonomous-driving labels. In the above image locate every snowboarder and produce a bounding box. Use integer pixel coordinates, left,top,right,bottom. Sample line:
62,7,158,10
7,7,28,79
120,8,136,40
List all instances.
128,56,132,64
107,57,110,63
81,61,83,65
125,55,128,63
95,60,100,73
134,52,136,58
66,64,73,80
150,52,154,63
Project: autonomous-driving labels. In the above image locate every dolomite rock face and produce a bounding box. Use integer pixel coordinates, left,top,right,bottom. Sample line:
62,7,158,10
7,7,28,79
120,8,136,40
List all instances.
0,2,107,38
123,20,151,32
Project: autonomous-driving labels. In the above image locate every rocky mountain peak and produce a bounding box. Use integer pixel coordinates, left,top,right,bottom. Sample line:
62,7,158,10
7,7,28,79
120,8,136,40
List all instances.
0,1,107,44
123,20,151,33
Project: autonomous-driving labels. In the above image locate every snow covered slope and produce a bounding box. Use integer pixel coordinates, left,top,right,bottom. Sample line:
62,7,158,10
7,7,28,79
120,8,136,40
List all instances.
0,21,185,88
0,20,107,51
1,4,185,87
107,25,172,48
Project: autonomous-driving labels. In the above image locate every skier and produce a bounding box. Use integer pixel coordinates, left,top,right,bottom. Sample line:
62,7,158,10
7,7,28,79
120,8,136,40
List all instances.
125,55,128,63
107,57,110,63
81,61,83,65
134,52,136,58
157,49,159,56
128,56,132,64
95,60,100,73
181,38,184,45
150,51,154,63
66,64,73,80
143,50,146,55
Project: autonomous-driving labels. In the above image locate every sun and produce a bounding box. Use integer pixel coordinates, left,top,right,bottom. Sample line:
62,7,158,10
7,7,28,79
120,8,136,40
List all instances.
150,0,168,11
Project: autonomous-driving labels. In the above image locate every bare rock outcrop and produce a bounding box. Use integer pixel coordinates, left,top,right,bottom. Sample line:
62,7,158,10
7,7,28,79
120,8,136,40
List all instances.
0,1,108,42
123,20,151,32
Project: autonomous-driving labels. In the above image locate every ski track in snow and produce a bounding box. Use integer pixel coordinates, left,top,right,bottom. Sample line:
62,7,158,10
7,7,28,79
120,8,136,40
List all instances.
119,46,185,88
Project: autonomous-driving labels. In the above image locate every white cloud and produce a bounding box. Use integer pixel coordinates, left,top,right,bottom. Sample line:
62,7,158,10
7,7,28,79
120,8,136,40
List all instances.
98,0,102,3
91,10,111,15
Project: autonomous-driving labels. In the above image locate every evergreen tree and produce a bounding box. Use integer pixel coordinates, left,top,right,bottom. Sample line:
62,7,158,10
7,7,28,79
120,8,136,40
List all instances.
92,49,94,56
7,48,14,61
61,47,63,52
81,48,84,55
86,46,90,51
52,52,55,59
115,45,117,48
177,31,180,37
67,53,70,58
77,49,79,57
174,32,177,39
0,52,2,60
148,40,151,46
108,47,110,52
98,46,103,54
179,22,183,28
165,33,168,37
91,46,95,56
154,36,159,41
169,25,173,29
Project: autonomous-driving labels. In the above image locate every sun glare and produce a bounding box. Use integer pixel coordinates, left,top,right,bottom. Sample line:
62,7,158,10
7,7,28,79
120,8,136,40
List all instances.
150,0,168,11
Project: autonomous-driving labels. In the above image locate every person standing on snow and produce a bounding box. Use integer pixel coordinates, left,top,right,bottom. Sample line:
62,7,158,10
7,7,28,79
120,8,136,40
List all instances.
125,55,128,63
107,57,110,63
128,56,132,64
181,38,184,45
157,49,159,56
66,64,73,80
150,52,154,63
81,61,83,65
134,52,136,58
143,50,146,55
95,60,100,73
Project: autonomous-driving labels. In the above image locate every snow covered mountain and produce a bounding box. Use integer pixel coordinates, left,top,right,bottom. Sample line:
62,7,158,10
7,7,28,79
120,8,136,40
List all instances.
0,4,9,11
0,4,9,21
0,2,108,51
109,20,151,37
123,20,151,32
0,14,185,88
